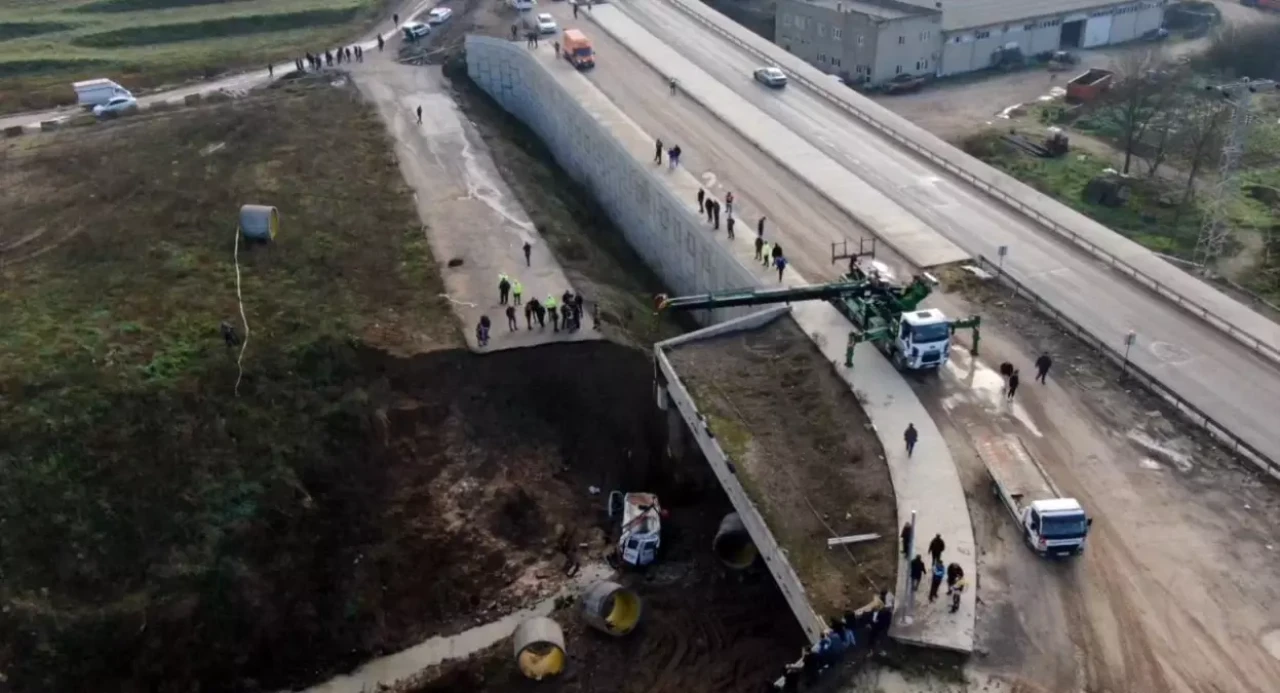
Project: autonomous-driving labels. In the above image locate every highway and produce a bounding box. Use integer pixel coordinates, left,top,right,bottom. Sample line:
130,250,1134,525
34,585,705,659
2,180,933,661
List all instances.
581,0,1280,466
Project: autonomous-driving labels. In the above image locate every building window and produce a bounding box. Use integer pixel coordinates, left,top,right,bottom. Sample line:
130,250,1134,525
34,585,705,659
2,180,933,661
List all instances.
953,35,962,43
915,60,921,70
857,35,864,46
975,30,991,39
1024,22,1034,30
898,36,905,44
834,27,843,40
818,53,827,64
833,57,842,67
783,14,792,26
895,65,902,74
818,23,827,37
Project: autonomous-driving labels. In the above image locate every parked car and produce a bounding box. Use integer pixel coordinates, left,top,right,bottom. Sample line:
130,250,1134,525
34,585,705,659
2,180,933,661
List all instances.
537,13,558,33
753,66,787,88
402,21,430,39
882,73,926,94
427,7,452,24
92,95,138,117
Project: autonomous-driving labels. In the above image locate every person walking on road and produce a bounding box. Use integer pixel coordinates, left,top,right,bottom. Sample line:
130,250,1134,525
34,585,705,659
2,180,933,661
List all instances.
546,295,560,332
417,105,423,124
1035,352,1052,384
523,240,532,266
524,301,535,329
1007,369,1021,401
511,24,519,40
393,12,400,25
726,215,735,239
378,34,384,51
904,423,918,457
573,293,584,325
669,76,678,95
654,138,663,165
950,577,967,613
761,242,772,267
498,274,511,305
928,560,945,602
668,145,681,169
910,554,926,592
946,562,964,594
725,191,734,215
774,255,787,282
754,235,764,260
705,198,714,224
900,522,913,557
697,188,705,214
712,199,721,230
532,298,545,329
757,216,766,237
573,1,579,18
476,315,491,347
506,305,518,331
928,533,945,565
512,279,523,306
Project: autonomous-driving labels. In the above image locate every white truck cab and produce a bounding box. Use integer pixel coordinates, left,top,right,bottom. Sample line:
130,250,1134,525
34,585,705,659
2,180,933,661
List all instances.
977,432,1092,558
895,309,952,370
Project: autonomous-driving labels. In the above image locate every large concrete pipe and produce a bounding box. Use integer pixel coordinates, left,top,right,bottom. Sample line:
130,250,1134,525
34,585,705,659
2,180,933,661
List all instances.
580,580,642,636
512,617,566,681
713,512,758,570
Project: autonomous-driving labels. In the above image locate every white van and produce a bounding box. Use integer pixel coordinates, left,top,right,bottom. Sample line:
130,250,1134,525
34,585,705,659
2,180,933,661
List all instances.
73,78,132,109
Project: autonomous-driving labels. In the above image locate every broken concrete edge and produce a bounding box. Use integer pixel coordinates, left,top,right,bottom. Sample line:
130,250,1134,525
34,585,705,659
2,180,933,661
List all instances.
656,305,829,644
663,0,1280,368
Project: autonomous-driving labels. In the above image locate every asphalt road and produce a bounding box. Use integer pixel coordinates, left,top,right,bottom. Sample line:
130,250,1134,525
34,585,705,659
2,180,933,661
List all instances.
583,0,1280,467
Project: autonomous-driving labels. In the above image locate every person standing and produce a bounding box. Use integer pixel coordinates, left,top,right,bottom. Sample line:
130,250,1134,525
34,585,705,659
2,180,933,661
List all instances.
754,235,764,260
1007,369,1021,401
900,522,913,557
378,34,384,51
476,316,491,347
697,188,705,213
523,240,532,266
1035,352,1052,384
910,554,926,592
670,145,682,168
726,215,735,239
417,105,423,124
757,216,766,237
573,1,580,18
531,298,545,329
904,423,918,457
512,279,523,306
524,301,535,329
573,293,584,324
928,533,945,565
951,577,967,613
268,64,273,77
506,305,518,331
393,12,399,25
654,138,663,165
928,560,945,602
725,191,734,215
712,199,721,230
546,295,559,332
498,274,511,305
774,255,787,282
946,562,964,595
761,242,772,267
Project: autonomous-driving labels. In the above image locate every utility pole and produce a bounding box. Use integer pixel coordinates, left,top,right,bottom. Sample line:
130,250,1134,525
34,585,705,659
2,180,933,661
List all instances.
1194,78,1279,271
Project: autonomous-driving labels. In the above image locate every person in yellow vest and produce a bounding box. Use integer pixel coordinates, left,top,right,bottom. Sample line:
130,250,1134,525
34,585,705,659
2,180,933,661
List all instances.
512,279,523,306
545,294,559,332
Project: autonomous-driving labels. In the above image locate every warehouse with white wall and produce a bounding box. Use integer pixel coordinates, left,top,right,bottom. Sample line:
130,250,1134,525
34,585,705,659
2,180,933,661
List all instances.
773,0,1167,84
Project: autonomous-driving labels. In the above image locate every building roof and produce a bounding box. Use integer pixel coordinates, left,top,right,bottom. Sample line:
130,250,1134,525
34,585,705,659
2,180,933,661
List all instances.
801,0,937,21
899,0,1135,32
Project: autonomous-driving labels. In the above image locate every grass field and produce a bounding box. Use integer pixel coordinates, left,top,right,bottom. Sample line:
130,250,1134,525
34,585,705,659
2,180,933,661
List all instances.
0,80,460,691
0,0,388,114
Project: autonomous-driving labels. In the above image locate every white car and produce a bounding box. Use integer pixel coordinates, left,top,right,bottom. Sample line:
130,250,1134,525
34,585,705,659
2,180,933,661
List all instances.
753,66,788,88
92,95,138,117
426,7,452,24
536,13,557,33
402,21,430,39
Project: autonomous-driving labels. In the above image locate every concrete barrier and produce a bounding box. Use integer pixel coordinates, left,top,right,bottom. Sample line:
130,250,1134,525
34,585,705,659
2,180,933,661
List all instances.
39,120,61,132
183,93,203,106
466,36,758,322
3,125,23,138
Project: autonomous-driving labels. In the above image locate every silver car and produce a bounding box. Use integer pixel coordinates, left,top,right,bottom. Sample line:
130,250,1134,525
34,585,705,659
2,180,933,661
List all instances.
753,66,788,88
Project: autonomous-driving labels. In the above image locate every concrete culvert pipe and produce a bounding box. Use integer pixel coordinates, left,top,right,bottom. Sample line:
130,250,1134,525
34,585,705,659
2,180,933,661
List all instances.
581,580,642,636
512,617,566,681
713,512,758,570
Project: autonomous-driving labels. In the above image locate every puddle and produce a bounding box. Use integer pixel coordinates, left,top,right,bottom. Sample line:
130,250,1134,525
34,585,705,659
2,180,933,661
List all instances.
1127,430,1194,473
1139,457,1162,470
941,351,1043,437
297,562,613,693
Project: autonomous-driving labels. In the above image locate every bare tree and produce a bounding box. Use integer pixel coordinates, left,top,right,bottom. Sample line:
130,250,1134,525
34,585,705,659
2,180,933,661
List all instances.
1105,50,1183,175
1171,94,1228,226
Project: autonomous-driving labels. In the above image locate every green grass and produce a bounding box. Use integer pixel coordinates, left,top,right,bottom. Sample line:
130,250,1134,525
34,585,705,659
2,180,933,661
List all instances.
0,0,384,114
0,82,456,692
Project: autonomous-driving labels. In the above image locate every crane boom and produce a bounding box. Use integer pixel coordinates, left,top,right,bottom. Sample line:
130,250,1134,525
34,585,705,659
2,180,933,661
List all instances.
656,281,868,312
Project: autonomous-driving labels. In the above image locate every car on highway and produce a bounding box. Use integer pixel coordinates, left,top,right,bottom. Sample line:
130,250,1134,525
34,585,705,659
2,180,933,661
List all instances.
536,13,558,33
427,7,452,24
402,21,430,39
753,66,788,88
92,95,138,118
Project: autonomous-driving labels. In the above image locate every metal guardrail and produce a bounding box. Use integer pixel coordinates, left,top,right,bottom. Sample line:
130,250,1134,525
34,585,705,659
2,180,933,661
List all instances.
658,0,1280,369
974,255,1280,480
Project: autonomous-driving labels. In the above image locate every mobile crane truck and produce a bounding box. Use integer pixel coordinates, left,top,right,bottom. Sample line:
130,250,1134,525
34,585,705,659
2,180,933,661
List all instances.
975,431,1092,558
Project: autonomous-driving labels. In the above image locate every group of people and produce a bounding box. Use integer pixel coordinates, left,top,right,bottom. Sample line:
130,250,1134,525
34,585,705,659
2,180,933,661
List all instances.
654,138,683,169
766,591,896,691
902,529,966,614
476,274,596,347
297,42,371,73
998,352,1053,402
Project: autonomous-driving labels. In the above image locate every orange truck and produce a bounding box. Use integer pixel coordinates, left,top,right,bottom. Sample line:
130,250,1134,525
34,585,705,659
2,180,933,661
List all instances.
561,29,595,69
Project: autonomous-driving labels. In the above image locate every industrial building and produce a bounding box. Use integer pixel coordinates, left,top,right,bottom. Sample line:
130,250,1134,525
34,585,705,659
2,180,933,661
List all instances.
773,0,1167,85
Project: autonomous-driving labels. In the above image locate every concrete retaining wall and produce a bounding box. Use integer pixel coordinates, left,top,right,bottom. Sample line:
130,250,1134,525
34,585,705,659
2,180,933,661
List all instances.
654,306,827,643
465,35,759,323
